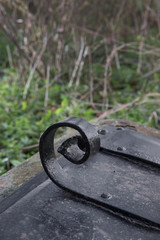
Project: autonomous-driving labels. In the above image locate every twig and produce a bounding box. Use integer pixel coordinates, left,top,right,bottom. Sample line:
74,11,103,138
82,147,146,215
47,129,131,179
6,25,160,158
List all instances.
78,81,102,101
22,144,39,151
142,65,160,79
115,0,127,29
88,47,94,105
137,40,144,74
75,46,88,88
6,45,13,68
103,43,126,108
92,39,104,53
145,93,160,97
71,24,103,39
44,65,50,110
23,36,48,99
97,92,160,120
137,1,151,74
72,27,79,55
69,37,85,87
0,4,43,77
92,102,114,107
55,36,63,72
48,72,66,87
114,45,120,69
103,40,109,108
97,97,140,120
148,111,158,128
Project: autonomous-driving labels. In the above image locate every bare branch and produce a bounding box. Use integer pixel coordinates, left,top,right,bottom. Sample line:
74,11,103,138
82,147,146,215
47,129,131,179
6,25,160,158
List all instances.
148,111,158,128
23,36,48,99
44,65,50,110
6,45,13,68
75,46,88,88
69,37,85,87
137,40,144,74
88,47,94,105
103,43,126,108
97,92,160,120
142,66,160,79
0,4,43,77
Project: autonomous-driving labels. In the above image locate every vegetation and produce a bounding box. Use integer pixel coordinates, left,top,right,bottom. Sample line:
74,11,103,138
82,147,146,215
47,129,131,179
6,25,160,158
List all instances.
0,0,160,174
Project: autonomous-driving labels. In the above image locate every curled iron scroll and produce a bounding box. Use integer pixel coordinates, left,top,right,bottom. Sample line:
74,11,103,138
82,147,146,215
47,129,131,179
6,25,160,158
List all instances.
39,117,100,193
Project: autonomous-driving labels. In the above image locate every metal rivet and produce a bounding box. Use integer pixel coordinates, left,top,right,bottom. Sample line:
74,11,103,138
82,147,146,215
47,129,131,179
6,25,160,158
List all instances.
101,193,107,198
101,193,112,199
117,146,123,151
117,146,126,151
98,129,106,135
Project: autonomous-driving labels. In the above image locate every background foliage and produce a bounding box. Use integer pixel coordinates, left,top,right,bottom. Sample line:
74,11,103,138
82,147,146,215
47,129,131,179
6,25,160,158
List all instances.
0,0,160,174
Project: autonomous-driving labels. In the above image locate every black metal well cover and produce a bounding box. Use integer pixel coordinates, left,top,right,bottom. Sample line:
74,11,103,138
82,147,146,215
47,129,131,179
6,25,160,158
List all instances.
0,117,160,240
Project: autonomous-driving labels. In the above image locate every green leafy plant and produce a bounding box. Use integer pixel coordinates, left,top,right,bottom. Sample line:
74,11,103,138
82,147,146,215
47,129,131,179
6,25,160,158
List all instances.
1,1,160,175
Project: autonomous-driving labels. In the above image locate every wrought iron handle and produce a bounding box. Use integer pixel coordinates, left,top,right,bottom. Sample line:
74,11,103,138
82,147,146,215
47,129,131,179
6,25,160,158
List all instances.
39,117,100,190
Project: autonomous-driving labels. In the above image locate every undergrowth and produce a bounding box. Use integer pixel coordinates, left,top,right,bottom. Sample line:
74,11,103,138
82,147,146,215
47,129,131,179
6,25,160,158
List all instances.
1,0,160,174
0,66,160,175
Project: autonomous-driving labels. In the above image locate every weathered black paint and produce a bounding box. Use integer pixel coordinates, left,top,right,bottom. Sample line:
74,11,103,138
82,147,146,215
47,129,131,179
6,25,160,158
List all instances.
0,117,160,239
